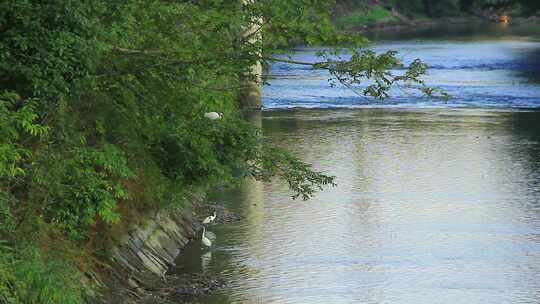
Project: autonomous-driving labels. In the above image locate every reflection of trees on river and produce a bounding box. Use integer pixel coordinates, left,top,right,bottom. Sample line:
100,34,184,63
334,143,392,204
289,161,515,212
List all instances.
506,111,540,216
241,110,266,249
236,179,265,249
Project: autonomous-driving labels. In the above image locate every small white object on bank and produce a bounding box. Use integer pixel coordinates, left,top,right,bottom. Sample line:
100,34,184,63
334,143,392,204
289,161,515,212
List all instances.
204,112,223,120
202,211,217,225
202,226,212,247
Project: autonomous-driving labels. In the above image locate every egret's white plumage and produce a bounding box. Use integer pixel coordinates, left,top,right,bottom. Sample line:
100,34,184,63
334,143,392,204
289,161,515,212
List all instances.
204,230,216,241
201,226,212,247
202,211,217,225
204,112,222,120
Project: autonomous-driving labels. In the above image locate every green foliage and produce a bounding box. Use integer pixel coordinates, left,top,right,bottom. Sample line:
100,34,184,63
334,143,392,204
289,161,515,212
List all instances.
252,0,357,47
0,0,98,103
393,0,426,17
153,117,257,184
0,0,446,301
34,144,133,239
0,241,16,304
322,50,428,99
0,0,438,237
0,92,48,178
250,147,336,200
423,0,462,17
0,243,83,304
336,5,394,29
269,49,442,101
335,0,540,19
476,0,540,14
520,0,540,13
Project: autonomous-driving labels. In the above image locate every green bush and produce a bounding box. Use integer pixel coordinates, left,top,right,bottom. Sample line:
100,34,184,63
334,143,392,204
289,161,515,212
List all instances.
336,5,393,29
0,243,83,304
34,144,134,239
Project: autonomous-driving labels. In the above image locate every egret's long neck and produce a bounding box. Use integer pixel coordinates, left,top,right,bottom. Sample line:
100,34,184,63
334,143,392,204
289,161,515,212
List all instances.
202,226,205,236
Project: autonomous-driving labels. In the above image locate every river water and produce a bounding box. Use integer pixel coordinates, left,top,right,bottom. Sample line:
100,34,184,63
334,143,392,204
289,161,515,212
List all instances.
172,22,540,303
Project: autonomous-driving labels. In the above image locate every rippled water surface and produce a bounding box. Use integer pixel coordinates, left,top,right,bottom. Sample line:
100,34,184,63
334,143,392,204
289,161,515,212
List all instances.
265,22,540,109
172,23,540,303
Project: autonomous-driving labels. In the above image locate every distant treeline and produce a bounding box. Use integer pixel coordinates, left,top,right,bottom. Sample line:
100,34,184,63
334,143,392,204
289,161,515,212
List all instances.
335,0,540,17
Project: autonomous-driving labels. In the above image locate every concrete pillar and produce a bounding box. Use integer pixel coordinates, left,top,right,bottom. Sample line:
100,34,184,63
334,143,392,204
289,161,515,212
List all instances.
240,0,263,110
240,61,263,110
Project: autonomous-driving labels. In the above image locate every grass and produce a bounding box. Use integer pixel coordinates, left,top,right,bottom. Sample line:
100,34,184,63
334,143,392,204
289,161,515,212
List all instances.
336,5,395,29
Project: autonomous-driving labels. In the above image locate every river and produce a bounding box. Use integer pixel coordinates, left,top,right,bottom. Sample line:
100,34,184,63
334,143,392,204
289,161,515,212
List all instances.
172,22,540,303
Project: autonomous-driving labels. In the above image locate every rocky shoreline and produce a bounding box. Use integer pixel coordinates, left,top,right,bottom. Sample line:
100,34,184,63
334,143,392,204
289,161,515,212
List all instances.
89,197,241,303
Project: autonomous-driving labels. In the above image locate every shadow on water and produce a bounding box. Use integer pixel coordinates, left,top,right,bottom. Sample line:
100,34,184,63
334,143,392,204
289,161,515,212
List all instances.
508,110,540,187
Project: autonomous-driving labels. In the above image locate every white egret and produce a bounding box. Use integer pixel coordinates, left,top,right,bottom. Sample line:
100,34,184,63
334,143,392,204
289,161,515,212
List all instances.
202,211,217,225
201,226,212,247
204,230,216,242
204,112,223,120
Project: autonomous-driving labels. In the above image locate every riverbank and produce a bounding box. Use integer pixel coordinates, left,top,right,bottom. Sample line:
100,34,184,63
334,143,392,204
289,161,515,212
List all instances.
348,15,540,35
332,1,540,35
353,16,483,34
91,198,241,303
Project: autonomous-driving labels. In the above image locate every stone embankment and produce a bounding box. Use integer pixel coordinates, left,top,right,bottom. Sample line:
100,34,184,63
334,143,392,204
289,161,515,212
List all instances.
85,194,238,303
